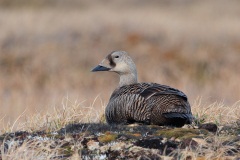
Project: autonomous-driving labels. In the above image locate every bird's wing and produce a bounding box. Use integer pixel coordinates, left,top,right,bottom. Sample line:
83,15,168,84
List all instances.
139,83,192,123
111,83,187,100
139,83,188,100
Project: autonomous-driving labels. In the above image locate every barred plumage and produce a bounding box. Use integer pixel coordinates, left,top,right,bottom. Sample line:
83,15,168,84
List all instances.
92,51,193,127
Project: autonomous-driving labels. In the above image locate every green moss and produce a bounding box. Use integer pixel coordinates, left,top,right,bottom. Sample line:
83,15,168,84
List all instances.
125,132,142,138
99,114,106,124
156,128,209,139
0,135,6,141
62,145,74,155
98,132,118,143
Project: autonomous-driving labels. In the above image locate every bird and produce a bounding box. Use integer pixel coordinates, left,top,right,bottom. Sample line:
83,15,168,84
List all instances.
91,51,193,127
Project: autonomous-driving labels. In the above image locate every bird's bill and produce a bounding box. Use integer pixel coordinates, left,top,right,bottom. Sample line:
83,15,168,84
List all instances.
91,65,110,72
91,58,112,72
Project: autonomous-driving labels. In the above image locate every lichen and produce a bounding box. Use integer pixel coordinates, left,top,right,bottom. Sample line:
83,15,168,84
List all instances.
61,145,74,156
156,128,209,139
98,132,118,143
99,114,106,124
125,132,141,138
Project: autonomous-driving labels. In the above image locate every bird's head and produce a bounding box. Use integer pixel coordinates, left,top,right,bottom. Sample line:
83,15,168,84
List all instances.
91,51,136,75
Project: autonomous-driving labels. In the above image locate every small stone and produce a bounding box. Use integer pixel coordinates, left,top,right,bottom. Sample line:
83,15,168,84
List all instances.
135,138,163,149
125,143,133,149
236,119,240,126
175,138,181,142
129,146,144,153
99,145,110,153
128,123,140,127
110,142,126,151
170,137,176,141
161,137,168,143
199,123,218,133
87,140,99,150
118,135,128,141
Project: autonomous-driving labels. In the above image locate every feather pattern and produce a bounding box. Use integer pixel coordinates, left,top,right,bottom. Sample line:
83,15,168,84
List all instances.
106,82,192,126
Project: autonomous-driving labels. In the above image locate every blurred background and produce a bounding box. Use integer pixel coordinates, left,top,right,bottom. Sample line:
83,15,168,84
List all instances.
0,0,240,128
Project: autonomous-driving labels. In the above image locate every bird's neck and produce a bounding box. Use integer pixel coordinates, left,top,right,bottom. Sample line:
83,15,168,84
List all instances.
119,72,138,87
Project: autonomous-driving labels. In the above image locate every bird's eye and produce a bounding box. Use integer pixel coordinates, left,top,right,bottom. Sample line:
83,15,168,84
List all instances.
115,56,119,58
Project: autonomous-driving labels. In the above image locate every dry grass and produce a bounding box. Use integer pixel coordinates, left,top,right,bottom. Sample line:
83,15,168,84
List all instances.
1,96,239,133
192,98,240,125
1,96,106,133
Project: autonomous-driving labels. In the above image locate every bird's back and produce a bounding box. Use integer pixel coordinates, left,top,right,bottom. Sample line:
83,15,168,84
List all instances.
105,83,192,127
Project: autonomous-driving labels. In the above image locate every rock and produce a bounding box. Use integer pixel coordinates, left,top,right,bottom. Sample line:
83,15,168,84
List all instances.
87,140,99,150
110,142,127,151
236,119,240,126
129,146,144,153
135,138,177,155
135,138,163,149
99,145,110,153
199,123,218,133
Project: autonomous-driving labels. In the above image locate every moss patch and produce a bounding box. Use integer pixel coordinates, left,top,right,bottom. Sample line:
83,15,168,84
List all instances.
98,132,118,143
124,132,142,138
156,128,209,139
